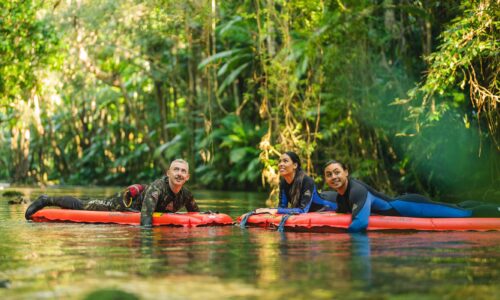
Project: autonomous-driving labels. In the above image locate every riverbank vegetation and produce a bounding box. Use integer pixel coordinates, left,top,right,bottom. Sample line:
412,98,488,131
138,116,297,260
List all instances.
1,0,498,202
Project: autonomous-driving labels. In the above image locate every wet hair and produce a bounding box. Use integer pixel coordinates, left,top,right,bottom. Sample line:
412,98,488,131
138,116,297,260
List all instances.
283,151,301,170
323,159,348,171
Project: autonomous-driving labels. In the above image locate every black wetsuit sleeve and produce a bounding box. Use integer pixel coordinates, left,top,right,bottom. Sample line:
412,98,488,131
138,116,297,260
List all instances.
348,179,371,232
184,190,199,212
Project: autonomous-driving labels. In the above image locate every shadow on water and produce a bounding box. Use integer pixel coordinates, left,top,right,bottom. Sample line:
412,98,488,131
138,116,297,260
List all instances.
1,186,499,299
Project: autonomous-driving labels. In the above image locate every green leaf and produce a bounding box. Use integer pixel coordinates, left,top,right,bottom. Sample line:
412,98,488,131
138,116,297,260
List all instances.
229,148,248,163
153,134,182,158
217,53,252,77
217,62,250,95
197,49,244,70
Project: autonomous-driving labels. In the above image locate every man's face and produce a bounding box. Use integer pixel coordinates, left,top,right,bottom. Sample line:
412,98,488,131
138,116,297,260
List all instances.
324,163,349,192
167,161,190,186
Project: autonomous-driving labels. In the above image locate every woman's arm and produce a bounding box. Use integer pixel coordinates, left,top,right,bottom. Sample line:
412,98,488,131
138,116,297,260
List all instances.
277,177,315,214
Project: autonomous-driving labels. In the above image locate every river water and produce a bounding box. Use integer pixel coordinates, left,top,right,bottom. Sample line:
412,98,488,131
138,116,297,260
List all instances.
1,187,499,300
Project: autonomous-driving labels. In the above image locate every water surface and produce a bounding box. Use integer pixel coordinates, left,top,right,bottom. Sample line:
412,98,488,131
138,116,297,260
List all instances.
1,187,499,299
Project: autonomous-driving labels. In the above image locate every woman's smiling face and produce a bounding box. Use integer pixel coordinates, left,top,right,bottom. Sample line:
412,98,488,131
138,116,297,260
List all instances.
278,153,297,178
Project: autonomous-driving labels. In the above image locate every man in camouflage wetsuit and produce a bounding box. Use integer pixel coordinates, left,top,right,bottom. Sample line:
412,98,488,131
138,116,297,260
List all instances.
25,159,199,226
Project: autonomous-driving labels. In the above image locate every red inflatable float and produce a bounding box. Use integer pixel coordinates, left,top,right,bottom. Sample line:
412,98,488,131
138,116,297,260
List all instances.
31,209,234,227
237,212,500,232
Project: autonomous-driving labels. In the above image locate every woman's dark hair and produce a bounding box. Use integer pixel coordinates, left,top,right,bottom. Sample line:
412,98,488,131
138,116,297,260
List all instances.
284,151,301,170
323,159,348,171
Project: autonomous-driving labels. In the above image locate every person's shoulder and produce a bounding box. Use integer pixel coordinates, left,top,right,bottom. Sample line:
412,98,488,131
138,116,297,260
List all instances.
350,178,364,187
302,174,316,185
350,178,374,194
149,176,168,187
352,178,375,189
319,190,338,201
298,174,316,193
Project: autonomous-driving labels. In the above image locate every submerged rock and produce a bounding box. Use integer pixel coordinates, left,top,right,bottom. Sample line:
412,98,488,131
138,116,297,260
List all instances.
0,279,11,288
2,190,24,197
84,288,139,300
7,196,28,205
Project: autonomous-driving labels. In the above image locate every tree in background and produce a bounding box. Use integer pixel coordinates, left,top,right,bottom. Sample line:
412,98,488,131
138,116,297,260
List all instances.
0,0,60,183
396,0,499,200
0,0,497,203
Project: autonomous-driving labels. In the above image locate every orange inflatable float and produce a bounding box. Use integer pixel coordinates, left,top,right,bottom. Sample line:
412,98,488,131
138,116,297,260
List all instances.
237,212,500,232
32,208,234,227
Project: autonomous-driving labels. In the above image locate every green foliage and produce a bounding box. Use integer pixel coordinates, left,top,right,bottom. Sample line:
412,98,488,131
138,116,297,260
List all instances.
84,289,139,300
0,1,60,104
0,0,497,202
394,0,499,198
405,0,499,147
196,114,264,189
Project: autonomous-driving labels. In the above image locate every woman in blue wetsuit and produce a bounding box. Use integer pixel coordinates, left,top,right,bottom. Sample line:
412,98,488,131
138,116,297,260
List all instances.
255,152,336,215
323,160,500,232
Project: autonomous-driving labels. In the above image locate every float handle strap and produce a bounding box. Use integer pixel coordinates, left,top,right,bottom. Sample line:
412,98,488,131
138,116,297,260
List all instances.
239,211,255,228
277,214,293,232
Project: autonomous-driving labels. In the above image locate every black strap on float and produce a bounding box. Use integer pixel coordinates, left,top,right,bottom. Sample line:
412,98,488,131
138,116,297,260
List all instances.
277,214,293,232
239,211,255,228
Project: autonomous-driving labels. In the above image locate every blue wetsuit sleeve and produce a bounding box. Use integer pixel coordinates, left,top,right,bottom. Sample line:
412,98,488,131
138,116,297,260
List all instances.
277,207,305,214
277,178,315,214
313,191,338,211
348,183,371,232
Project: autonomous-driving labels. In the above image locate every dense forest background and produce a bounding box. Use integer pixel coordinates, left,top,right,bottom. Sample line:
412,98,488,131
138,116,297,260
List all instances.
1,0,498,203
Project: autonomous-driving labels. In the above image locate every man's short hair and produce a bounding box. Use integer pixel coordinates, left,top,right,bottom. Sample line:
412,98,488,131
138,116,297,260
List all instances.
170,159,189,170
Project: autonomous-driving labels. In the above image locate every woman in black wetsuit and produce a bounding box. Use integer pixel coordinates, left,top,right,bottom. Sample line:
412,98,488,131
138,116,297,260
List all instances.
254,152,335,215
323,160,500,232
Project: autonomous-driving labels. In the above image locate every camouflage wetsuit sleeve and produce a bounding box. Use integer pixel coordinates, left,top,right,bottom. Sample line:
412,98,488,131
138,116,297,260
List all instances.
183,188,199,212
140,178,165,226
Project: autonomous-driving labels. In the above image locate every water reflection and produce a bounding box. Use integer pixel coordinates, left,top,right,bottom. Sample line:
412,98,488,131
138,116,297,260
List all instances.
349,233,372,288
275,231,374,289
1,188,500,300
238,228,375,298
